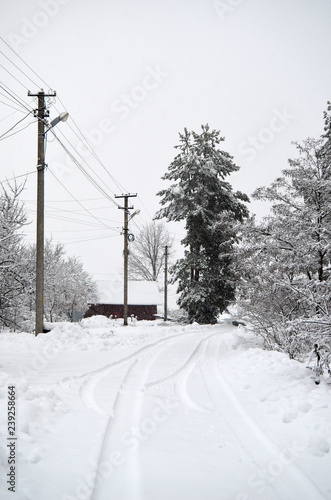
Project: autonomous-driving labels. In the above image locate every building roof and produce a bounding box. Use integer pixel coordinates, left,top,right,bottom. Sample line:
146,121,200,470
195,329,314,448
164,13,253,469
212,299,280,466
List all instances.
95,280,162,305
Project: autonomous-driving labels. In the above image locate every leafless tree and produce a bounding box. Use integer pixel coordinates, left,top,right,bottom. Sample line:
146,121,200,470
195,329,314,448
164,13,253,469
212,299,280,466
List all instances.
128,221,173,282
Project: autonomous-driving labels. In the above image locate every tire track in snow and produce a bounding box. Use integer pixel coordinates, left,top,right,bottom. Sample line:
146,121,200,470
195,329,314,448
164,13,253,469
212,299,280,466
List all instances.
90,330,214,500
54,330,198,414
90,354,155,500
146,332,220,411
201,335,326,500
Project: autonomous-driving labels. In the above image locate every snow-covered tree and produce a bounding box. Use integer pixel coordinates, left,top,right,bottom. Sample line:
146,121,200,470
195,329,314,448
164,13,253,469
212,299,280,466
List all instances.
0,181,98,329
322,100,331,140
128,221,173,282
43,239,66,322
61,255,98,322
43,240,98,322
235,133,331,356
0,182,30,329
27,239,98,323
156,125,249,323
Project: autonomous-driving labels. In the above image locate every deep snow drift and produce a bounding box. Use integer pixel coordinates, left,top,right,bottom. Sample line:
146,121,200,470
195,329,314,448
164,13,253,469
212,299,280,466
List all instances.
0,316,330,500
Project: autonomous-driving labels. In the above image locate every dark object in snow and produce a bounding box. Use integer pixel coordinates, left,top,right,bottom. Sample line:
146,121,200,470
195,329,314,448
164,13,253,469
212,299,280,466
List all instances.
154,314,175,321
306,343,331,386
232,320,246,327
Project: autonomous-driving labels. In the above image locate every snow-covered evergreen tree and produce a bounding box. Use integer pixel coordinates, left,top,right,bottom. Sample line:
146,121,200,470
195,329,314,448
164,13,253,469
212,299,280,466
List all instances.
156,125,249,323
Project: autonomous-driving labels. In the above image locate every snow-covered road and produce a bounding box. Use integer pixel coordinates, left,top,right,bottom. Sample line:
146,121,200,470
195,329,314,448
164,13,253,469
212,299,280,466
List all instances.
0,317,330,499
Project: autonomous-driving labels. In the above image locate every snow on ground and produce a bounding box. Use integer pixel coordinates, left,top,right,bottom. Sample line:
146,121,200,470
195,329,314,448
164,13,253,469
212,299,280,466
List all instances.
0,315,330,500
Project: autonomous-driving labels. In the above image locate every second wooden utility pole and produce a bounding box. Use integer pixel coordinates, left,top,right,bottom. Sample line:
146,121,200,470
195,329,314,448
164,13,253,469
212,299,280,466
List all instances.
115,193,137,326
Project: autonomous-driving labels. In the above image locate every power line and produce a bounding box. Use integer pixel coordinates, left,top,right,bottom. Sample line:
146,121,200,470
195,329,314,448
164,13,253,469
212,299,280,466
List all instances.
25,227,110,234
0,170,36,184
25,204,117,226
24,233,120,245
27,210,119,230
0,36,48,89
0,81,32,112
0,120,36,142
57,234,120,245
0,49,39,88
137,194,153,219
48,168,117,230
23,196,111,203
33,202,119,216
49,129,120,208
0,109,22,124
45,210,121,225
59,114,128,194
0,96,26,113
0,38,138,226
24,199,122,226
0,38,130,199
0,110,33,140
0,62,29,92
1,37,117,182
26,211,105,228
48,125,119,199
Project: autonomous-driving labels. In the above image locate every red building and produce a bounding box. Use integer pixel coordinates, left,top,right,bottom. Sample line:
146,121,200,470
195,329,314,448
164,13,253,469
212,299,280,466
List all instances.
84,280,162,321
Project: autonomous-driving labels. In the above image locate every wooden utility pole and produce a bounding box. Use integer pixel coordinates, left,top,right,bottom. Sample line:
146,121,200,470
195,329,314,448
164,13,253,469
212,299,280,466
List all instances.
115,193,137,326
164,245,168,321
29,89,56,336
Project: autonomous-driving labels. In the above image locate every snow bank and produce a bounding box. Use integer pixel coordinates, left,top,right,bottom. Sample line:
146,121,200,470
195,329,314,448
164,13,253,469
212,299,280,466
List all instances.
0,320,330,499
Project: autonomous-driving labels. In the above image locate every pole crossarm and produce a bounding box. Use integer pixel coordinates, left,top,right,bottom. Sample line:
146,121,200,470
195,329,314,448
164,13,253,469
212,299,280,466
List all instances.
28,90,56,120
115,193,137,206
28,90,56,97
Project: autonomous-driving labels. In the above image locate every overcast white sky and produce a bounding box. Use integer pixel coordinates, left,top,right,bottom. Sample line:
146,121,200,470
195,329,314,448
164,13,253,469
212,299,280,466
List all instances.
0,0,330,286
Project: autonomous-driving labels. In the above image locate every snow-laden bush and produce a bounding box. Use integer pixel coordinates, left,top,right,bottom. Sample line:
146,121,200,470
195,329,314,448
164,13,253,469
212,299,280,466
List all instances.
235,130,331,358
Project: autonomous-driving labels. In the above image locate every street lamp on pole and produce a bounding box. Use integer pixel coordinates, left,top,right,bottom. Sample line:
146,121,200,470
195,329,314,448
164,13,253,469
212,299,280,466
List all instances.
28,89,69,336
49,112,69,129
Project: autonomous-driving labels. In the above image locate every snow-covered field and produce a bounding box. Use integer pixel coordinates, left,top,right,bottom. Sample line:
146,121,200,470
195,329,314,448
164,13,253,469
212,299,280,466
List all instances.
0,316,330,500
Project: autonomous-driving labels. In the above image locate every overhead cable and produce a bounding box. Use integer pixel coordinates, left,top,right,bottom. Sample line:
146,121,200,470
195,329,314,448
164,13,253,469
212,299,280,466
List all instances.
0,170,36,185
0,62,30,92
48,168,117,230
0,81,32,112
0,110,34,140
0,37,129,196
0,49,40,88
49,125,119,199
0,95,26,113
49,129,120,208
0,120,36,142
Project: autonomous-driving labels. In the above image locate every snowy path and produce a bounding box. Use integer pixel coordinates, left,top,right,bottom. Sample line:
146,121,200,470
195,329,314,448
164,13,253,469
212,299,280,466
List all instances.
0,318,330,499
64,325,326,500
